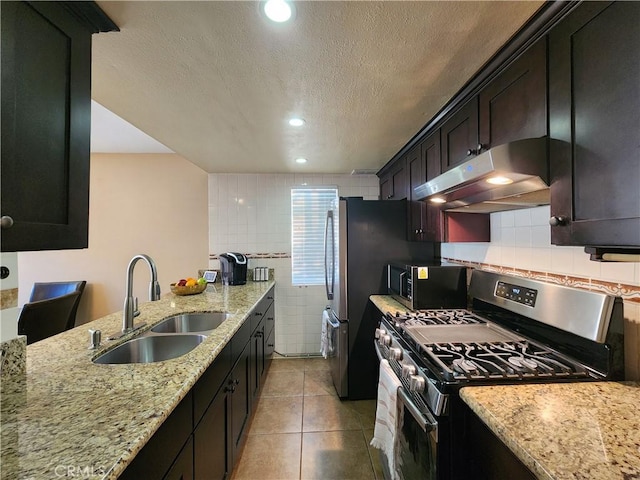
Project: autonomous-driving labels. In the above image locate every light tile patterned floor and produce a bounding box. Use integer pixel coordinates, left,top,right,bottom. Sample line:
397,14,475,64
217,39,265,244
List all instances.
231,357,383,480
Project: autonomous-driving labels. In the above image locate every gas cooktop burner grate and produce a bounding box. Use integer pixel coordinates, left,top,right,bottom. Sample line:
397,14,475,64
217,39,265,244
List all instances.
390,309,484,326
423,341,588,381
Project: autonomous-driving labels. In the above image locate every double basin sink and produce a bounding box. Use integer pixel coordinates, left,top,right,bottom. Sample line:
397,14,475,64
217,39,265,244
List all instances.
93,312,230,365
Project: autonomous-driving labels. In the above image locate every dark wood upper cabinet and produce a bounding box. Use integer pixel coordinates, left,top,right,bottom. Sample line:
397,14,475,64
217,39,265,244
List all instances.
549,1,640,248
1,1,116,252
440,97,479,172
407,146,424,241
380,155,408,201
407,131,443,242
479,37,547,149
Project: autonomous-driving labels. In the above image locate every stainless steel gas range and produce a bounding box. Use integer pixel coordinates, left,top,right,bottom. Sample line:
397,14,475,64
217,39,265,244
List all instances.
374,269,624,480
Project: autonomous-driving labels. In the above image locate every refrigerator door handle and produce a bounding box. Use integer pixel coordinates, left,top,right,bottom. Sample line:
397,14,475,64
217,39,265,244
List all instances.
324,210,335,300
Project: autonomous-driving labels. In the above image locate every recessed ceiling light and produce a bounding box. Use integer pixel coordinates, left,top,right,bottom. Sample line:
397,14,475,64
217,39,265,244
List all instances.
430,197,447,204
263,0,293,23
295,158,307,164
288,118,305,127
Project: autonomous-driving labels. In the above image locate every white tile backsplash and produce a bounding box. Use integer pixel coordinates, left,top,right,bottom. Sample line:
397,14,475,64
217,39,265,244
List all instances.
444,205,639,286
208,173,380,355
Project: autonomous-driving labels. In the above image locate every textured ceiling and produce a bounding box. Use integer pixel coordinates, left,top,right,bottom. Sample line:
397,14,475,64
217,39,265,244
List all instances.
92,1,543,174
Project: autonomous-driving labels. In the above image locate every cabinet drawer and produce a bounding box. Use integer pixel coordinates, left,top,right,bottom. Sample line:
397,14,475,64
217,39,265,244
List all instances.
251,288,275,332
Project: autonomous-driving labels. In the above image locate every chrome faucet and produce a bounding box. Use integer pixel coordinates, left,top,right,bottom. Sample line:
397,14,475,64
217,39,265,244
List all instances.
110,254,161,340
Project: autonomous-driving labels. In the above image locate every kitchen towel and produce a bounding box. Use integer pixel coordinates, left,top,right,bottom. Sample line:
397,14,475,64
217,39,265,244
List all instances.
320,309,332,359
370,359,402,480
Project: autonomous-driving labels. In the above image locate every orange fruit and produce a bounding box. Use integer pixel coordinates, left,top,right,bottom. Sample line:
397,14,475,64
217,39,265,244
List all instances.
185,279,197,287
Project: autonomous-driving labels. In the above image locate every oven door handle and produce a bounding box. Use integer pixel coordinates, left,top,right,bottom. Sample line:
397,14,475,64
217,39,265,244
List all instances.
374,342,438,433
397,387,437,433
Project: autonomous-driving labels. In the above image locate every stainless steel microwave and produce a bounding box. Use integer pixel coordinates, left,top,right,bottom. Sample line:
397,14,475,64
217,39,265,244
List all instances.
387,263,468,310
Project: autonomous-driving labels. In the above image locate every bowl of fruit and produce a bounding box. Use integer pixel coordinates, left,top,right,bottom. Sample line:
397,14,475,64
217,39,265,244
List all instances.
170,277,208,296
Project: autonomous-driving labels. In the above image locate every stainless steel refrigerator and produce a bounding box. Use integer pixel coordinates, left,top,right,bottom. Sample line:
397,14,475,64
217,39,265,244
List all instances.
323,197,435,399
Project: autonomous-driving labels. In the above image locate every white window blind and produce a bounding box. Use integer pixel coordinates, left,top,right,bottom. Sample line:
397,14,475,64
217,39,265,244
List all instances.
291,187,338,286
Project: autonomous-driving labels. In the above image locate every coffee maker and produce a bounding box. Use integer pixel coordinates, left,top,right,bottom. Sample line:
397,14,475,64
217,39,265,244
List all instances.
219,252,248,285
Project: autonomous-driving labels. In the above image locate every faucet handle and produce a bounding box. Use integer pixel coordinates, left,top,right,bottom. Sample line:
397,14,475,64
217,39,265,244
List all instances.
133,297,140,318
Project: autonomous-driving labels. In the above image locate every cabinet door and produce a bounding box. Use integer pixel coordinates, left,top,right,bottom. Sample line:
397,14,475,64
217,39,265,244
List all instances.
194,386,231,480
479,37,547,148
441,97,479,172
163,436,194,480
249,320,264,401
1,2,91,251
380,157,408,200
230,343,251,465
421,131,444,241
407,146,425,240
549,1,640,247
265,327,275,372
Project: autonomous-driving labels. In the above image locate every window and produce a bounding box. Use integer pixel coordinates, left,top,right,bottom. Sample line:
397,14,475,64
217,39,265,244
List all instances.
291,186,338,285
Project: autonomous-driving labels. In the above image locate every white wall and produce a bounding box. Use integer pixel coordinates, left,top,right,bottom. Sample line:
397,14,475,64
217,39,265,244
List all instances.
17,153,209,326
208,173,380,356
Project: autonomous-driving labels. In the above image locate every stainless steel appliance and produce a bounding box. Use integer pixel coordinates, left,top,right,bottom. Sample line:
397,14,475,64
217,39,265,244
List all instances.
413,137,550,214
219,252,247,285
374,269,624,480
324,197,433,399
387,263,467,310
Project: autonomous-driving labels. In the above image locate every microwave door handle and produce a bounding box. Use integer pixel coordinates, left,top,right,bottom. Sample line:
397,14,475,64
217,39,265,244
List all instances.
398,271,406,297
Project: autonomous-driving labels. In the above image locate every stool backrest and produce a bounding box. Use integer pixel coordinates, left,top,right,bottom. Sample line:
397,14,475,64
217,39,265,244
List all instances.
29,281,86,329
18,291,83,345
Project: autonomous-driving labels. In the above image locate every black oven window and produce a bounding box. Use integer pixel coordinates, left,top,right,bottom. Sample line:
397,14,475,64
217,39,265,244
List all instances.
396,405,436,480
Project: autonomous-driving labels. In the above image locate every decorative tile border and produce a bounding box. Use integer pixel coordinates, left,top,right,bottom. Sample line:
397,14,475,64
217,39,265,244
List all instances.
209,252,291,260
1,336,26,380
443,258,640,304
0,287,18,310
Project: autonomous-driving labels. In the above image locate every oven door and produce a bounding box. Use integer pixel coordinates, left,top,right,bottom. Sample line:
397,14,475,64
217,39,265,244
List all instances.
375,342,438,480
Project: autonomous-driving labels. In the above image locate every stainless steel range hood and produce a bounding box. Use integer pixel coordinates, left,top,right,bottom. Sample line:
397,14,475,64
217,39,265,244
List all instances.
414,137,549,213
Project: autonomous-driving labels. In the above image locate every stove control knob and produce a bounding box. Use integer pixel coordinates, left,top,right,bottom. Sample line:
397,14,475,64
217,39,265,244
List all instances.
409,375,425,394
374,328,386,339
401,363,416,378
389,347,403,361
381,334,392,347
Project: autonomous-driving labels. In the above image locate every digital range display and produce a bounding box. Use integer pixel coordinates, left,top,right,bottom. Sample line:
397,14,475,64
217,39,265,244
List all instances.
495,281,537,307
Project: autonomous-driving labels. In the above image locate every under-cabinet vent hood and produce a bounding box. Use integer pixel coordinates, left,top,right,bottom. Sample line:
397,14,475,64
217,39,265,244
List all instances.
414,137,549,213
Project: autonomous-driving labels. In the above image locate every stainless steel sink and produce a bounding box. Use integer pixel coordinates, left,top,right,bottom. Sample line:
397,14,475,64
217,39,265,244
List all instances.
151,312,230,334
93,334,206,364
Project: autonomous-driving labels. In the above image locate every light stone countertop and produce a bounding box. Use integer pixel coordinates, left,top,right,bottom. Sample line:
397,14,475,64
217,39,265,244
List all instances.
0,280,275,480
369,295,410,317
460,382,640,480
369,295,640,479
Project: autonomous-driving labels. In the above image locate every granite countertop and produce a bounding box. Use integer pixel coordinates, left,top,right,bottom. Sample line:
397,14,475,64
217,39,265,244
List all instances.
369,295,640,479
0,280,275,480
369,295,410,317
461,382,640,480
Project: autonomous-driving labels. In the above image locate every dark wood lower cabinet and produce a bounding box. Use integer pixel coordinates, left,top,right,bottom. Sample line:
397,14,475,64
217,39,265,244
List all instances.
119,393,193,480
465,406,536,480
164,437,194,480
229,343,251,464
194,386,230,480
121,291,275,480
